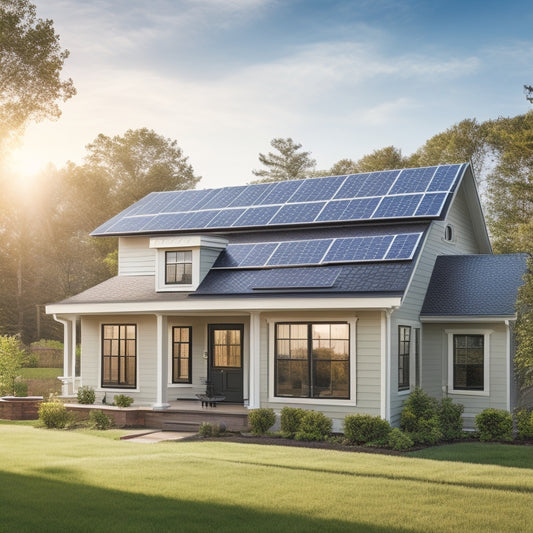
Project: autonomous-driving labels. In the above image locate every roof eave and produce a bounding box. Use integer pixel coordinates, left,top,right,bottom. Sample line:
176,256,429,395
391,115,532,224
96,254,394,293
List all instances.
420,314,516,323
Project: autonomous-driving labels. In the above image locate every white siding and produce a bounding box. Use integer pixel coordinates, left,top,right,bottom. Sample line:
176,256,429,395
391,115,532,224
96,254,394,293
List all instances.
118,237,156,276
200,248,223,281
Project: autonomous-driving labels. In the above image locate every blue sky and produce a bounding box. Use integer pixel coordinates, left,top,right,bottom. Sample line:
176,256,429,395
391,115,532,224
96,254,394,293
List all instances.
11,0,533,188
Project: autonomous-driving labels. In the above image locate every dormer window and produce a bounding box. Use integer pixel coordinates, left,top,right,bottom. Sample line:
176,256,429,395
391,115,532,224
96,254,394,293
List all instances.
166,251,192,285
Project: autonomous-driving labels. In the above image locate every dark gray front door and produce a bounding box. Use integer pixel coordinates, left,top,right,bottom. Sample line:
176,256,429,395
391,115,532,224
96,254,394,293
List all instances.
208,324,244,403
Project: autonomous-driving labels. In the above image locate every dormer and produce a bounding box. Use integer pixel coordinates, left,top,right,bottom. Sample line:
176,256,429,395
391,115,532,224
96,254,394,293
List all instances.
149,235,228,292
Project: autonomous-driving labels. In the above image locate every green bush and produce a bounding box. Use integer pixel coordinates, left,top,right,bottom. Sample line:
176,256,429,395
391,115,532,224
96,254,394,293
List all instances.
438,397,464,440
13,380,28,397
515,409,533,440
89,409,112,430
77,386,96,405
248,408,276,435
295,411,332,441
400,388,443,445
280,407,306,438
387,428,414,451
344,414,391,445
39,401,71,429
21,353,38,368
198,422,225,437
475,408,512,441
113,394,134,407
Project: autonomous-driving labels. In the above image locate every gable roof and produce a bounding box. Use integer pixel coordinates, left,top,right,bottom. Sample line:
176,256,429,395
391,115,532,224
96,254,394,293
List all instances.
91,163,468,236
421,254,529,318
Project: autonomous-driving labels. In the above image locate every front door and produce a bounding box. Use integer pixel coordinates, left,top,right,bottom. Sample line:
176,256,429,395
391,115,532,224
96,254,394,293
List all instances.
208,324,244,403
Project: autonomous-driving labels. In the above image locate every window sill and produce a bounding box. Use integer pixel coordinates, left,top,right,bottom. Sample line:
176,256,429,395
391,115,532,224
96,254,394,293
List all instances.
168,383,193,388
268,396,356,407
398,389,411,396
448,389,489,397
97,387,140,393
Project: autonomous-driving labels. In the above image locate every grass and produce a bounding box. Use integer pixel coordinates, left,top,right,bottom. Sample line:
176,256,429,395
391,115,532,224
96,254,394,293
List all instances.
0,426,532,532
17,367,62,396
19,368,62,379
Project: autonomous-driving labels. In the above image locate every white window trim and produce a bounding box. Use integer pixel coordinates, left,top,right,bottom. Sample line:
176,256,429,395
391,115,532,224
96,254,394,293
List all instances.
167,323,194,386
396,320,420,396
446,328,492,397
267,316,357,406
442,224,456,243
155,247,200,292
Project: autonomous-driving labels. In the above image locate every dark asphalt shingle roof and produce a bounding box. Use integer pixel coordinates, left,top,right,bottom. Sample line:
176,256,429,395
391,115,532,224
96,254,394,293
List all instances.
421,254,529,317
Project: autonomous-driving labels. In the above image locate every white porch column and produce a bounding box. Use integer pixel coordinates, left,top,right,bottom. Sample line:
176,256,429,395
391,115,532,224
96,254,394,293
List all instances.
54,315,74,396
71,317,79,393
153,314,170,409
248,312,261,409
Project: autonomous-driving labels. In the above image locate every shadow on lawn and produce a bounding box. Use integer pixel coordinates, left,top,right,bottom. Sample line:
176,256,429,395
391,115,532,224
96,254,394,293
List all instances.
0,470,411,533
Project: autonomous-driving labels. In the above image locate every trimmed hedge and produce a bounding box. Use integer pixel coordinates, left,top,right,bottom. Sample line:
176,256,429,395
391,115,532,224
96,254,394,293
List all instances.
475,408,512,441
295,411,332,441
248,408,276,435
280,407,306,438
344,414,391,445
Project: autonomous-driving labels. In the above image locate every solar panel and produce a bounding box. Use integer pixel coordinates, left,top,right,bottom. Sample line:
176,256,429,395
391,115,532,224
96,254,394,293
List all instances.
91,164,466,235
415,193,447,217
205,208,247,228
389,167,436,194
288,175,346,203
385,233,422,260
267,239,332,266
324,235,394,263
232,205,280,227
372,194,423,219
269,202,325,225
240,242,279,267
213,243,255,268
252,267,341,290
427,164,462,192
258,179,304,205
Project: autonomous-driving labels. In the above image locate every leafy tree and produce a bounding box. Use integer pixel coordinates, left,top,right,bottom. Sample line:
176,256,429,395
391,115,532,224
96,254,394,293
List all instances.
329,158,358,176
83,128,201,211
0,334,26,395
0,0,76,149
407,119,488,178
353,146,407,173
484,113,533,253
514,257,533,394
252,137,316,182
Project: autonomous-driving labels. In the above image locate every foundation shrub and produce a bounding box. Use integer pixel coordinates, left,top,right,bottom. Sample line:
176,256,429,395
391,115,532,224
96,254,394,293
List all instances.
295,411,332,442
515,408,533,440
39,401,71,429
344,414,391,445
475,408,512,441
198,422,225,437
77,386,96,405
113,394,134,408
89,409,112,430
387,428,414,451
280,407,306,438
438,398,464,441
400,388,442,445
248,408,276,435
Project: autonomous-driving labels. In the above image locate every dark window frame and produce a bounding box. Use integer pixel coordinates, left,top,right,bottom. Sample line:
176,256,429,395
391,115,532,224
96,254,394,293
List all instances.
398,325,411,391
172,326,192,384
165,250,193,285
101,324,137,389
274,322,350,400
453,334,484,391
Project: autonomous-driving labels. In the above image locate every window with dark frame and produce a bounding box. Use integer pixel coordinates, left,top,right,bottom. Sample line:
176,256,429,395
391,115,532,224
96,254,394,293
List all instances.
275,322,350,399
165,250,192,285
453,334,484,390
398,325,411,391
101,324,136,388
172,326,192,383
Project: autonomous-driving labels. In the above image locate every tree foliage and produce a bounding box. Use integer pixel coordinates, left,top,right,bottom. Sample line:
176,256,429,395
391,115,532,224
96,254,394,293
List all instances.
0,0,76,149
515,257,533,391
330,146,408,175
525,85,533,104
0,334,26,395
252,137,316,182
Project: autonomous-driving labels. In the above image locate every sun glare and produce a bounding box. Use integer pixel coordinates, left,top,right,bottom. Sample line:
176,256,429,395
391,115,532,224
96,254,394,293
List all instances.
9,147,48,180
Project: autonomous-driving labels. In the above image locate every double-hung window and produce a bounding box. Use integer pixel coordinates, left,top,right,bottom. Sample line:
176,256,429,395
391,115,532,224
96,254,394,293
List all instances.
453,334,484,391
275,322,350,399
101,324,136,388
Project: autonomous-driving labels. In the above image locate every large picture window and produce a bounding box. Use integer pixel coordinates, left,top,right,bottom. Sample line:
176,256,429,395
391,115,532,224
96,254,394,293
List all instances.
275,322,350,399
172,327,192,383
102,324,136,388
453,334,484,391
398,326,411,391
165,251,192,285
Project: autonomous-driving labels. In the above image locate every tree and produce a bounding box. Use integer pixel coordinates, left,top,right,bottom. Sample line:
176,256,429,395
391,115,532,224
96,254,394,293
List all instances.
252,137,316,182
84,128,201,211
0,0,76,149
0,334,26,395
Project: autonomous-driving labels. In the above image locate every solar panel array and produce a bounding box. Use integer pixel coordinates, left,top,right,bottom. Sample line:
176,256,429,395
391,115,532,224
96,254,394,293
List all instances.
92,164,465,235
213,232,423,269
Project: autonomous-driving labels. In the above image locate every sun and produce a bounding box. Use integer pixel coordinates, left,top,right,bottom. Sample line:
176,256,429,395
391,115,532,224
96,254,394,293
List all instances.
8,146,48,179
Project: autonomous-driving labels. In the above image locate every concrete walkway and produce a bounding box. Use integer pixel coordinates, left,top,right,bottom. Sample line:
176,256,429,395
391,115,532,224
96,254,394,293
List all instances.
121,430,196,443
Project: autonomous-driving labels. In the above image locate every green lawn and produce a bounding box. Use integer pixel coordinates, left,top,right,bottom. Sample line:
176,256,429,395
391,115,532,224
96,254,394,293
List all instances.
19,368,62,379
0,426,532,533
